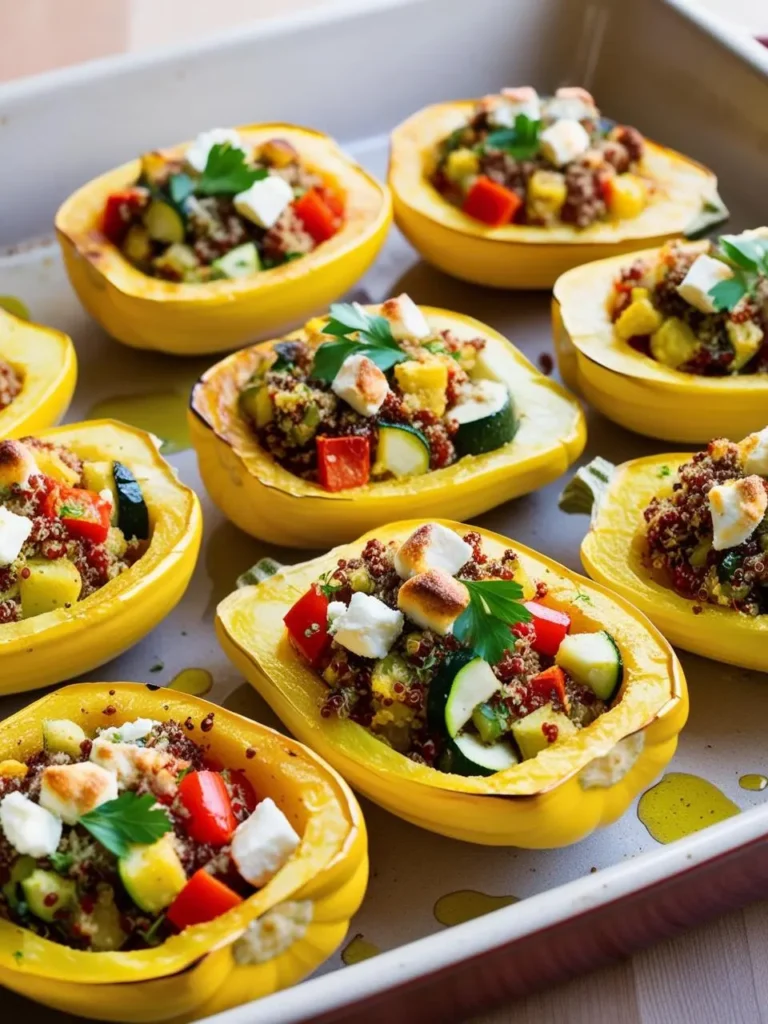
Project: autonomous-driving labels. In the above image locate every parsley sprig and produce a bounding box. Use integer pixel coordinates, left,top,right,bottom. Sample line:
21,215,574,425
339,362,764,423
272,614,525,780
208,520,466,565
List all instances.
454,579,531,664
708,234,768,312
168,143,267,204
311,303,406,382
484,115,541,161
80,792,172,858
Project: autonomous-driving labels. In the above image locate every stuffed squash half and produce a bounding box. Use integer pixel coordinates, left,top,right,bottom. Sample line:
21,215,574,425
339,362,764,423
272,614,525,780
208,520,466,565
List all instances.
0,309,77,438
189,298,585,547
0,421,201,694
0,683,366,1022
390,86,722,289
553,228,768,442
55,124,391,356
217,519,687,847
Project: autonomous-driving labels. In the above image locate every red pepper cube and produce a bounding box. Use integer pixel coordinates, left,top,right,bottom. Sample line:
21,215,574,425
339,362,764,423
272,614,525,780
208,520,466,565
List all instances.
294,187,340,243
178,770,237,846
524,601,571,657
46,484,112,545
527,665,569,711
316,435,370,492
283,583,332,667
103,188,148,245
462,176,522,227
167,869,243,931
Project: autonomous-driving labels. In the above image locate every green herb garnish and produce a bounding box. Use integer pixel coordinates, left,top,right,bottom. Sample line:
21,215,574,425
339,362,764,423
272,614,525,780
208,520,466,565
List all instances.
708,234,768,311
484,115,541,161
80,792,172,859
168,172,195,206
58,503,85,519
658,465,671,478
454,578,531,664
318,569,344,599
48,852,74,873
311,303,406,382
196,143,268,197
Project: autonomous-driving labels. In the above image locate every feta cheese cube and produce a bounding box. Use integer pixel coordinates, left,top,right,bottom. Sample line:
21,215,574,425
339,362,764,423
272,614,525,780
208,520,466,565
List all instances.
740,428,768,477
231,797,300,887
380,294,431,341
40,762,118,825
331,354,389,417
540,119,591,168
90,739,180,796
0,791,62,858
186,128,247,173
495,86,541,126
0,506,32,567
547,87,598,122
676,254,733,313
395,523,473,580
0,439,39,490
329,592,403,659
708,476,767,551
397,569,470,636
234,174,294,229
97,718,160,745
327,601,347,630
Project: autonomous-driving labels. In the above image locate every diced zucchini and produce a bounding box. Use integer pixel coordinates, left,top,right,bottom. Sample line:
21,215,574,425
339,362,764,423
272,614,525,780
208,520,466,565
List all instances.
43,719,87,759
33,448,80,487
472,702,506,744
22,869,76,923
446,732,518,776
75,884,127,952
555,630,623,701
113,461,149,541
212,242,260,280
118,835,186,914
428,652,501,739
20,559,82,619
239,384,273,428
82,461,119,525
374,423,430,479
122,225,153,265
511,703,578,760
152,243,199,279
451,382,517,458
143,200,185,244
371,654,411,703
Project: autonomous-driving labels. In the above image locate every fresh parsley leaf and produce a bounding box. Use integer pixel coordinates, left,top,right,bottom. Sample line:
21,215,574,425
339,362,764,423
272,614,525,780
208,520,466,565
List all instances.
58,503,85,519
48,852,74,873
196,143,268,197
454,578,531,664
708,234,768,311
485,115,540,161
718,235,768,272
168,173,195,207
709,275,748,312
318,570,344,599
657,465,671,478
311,340,360,382
80,792,172,859
311,303,407,382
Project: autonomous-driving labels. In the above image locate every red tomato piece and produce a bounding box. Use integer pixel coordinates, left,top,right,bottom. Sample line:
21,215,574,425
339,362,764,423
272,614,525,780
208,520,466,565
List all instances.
103,188,148,244
178,771,237,846
294,187,339,243
462,176,522,227
316,435,370,492
524,601,571,657
527,665,568,710
226,769,258,815
283,583,332,666
167,869,243,931
45,484,111,544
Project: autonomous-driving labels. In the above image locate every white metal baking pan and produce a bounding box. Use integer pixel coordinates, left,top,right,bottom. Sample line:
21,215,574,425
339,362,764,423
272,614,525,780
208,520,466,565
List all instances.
1,1,768,1021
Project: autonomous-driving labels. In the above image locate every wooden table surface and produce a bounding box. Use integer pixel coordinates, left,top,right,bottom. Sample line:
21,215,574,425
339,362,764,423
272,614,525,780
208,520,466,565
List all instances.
1,1,767,1022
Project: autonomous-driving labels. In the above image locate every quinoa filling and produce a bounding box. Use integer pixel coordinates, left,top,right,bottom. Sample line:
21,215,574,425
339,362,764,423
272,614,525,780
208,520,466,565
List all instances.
0,360,21,412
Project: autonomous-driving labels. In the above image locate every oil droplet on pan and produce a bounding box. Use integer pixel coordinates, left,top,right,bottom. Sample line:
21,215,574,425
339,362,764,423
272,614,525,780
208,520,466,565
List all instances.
739,774,768,792
341,933,380,965
167,668,213,697
638,772,739,844
434,889,519,926
88,392,190,454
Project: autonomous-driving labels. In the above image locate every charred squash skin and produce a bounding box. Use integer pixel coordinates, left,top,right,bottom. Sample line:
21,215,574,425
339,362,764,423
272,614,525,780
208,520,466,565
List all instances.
0,308,77,437
553,246,768,443
216,519,687,847
0,683,367,1023
188,305,586,548
0,421,202,695
389,100,721,289
55,124,391,356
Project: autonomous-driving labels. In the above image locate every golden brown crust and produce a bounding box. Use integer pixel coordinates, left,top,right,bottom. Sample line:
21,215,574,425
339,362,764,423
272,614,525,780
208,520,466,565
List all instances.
0,439,36,488
397,568,469,635
394,523,433,578
40,762,116,823
354,356,388,407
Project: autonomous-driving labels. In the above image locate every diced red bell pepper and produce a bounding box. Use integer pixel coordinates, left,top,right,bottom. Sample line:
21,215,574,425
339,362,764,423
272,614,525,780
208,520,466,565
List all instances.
178,770,237,846
43,484,112,544
462,176,522,227
527,665,568,711
284,583,333,666
166,869,243,931
294,187,340,243
316,435,370,492
103,188,148,245
524,601,571,657
225,769,258,815
318,186,345,219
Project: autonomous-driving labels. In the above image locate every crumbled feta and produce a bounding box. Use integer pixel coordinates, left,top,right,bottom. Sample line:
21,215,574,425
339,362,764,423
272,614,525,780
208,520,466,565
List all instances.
539,119,591,167
708,476,767,551
331,354,389,417
547,87,598,122
0,507,32,567
676,254,733,314
97,718,160,744
326,601,347,631
379,294,431,341
330,592,403,658
395,523,473,580
740,428,768,477
39,762,118,825
231,798,300,887
90,738,178,795
234,174,294,229
497,86,541,125
186,128,247,173
0,791,62,858
99,488,114,509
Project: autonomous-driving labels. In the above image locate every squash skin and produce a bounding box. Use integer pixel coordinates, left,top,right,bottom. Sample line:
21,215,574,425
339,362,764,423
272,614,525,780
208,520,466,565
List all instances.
553,246,768,442
0,683,367,1022
0,308,77,437
0,420,202,695
389,101,720,289
55,124,391,357
580,453,768,671
216,519,688,847
189,306,586,548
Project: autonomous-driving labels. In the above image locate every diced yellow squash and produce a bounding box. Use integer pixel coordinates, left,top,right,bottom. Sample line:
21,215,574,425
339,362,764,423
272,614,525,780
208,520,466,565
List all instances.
395,360,449,394
631,287,650,302
527,170,567,218
615,298,664,340
726,319,763,371
444,147,480,185
34,448,80,487
0,760,28,778
82,461,118,524
650,317,701,369
607,173,648,220
403,388,447,417
19,558,82,619
511,702,578,761
43,719,88,758
118,835,187,914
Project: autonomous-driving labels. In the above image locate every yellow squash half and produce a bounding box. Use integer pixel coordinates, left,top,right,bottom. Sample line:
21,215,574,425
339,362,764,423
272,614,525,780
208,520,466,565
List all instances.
55,124,391,356
189,305,586,548
1,420,202,694
0,683,367,1023
577,453,768,671
390,101,720,289
553,244,768,443
0,308,77,437
217,519,687,847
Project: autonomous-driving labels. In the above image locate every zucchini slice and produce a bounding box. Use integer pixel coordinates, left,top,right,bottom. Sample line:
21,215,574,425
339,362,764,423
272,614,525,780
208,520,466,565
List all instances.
143,200,185,244
428,652,501,738
451,381,517,458
555,630,623,701
446,732,518,776
213,242,261,280
113,461,150,541
374,422,430,479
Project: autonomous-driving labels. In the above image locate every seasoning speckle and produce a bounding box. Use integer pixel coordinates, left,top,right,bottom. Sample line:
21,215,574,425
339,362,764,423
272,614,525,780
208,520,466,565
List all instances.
103,705,117,716
200,713,215,733
245,747,256,759
538,352,554,375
